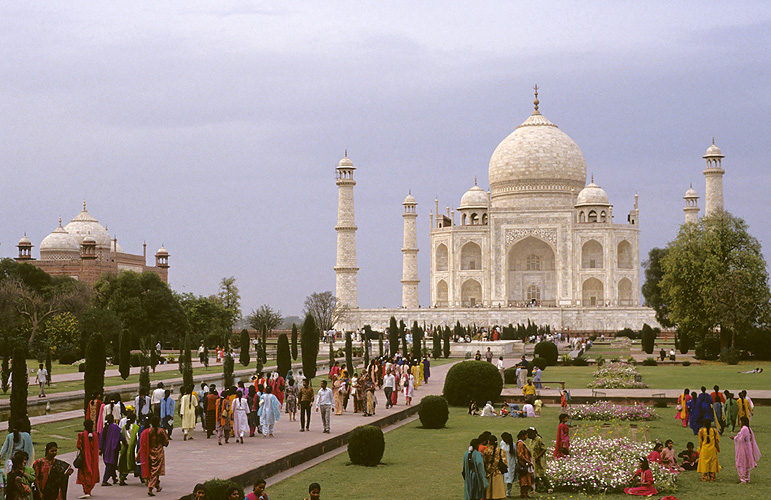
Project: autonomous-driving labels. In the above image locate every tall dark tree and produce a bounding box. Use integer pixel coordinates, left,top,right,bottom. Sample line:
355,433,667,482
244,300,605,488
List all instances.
239,329,250,366
119,331,131,380
363,335,370,369
149,335,158,373
10,344,30,432
44,349,52,387
378,333,384,358
261,326,268,363
181,332,193,390
388,317,399,357
223,351,235,389
443,326,451,358
277,333,291,378
345,331,353,374
400,320,408,356
291,323,299,360
412,321,422,361
83,334,106,412
300,313,319,380
1,333,10,393
432,330,441,359
641,247,673,328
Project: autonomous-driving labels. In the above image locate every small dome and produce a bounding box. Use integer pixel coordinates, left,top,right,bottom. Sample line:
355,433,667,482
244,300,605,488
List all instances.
704,142,723,158
156,246,168,255
684,187,698,198
18,235,31,246
40,222,80,254
576,182,610,206
403,193,417,205
338,155,354,168
82,236,96,244
459,185,489,209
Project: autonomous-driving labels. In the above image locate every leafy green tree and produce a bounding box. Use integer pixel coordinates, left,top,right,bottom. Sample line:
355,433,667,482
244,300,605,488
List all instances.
301,313,319,380
247,305,283,337
10,344,30,432
45,312,81,355
345,331,353,374
291,323,299,360
216,276,242,329
178,293,232,348
277,333,291,378
642,248,673,328
83,333,106,411
660,212,771,349
239,329,250,366
1,333,11,393
388,317,398,357
224,351,235,389
79,307,122,360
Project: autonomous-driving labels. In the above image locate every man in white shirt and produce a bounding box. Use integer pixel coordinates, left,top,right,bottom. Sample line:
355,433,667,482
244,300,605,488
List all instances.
35,363,48,397
383,370,395,409
151,382,166,417
135,389,152,426
315,380,334,433
496,357,505,387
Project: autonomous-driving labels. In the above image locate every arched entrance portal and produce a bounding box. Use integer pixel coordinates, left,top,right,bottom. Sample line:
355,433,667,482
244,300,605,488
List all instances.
507,236,556,306
460,279,482,307
582,278,604,306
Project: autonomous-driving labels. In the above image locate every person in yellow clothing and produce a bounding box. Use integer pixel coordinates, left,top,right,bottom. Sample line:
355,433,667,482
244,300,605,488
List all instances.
523,379,536,405
737,390,753,422
697,419,720,481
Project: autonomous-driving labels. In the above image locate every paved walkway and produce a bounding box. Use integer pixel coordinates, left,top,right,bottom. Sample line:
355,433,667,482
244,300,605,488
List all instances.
57,361,457,500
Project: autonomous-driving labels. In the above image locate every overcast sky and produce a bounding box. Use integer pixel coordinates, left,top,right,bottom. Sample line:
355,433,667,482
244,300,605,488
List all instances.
2,2,769,317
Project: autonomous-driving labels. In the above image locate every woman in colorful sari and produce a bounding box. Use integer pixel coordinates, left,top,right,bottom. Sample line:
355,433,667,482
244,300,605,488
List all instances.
675,388,690,427
179,386,198,441
331,375,344,415
75,419,99,499
463,438,487,500
138,415,169,496
216,390,231,445
32,442,73,500
623,457,657,496
553,414,570,458
1,421,34,474
647,442,663,464
696,419,720,482
499,432,516,498
363,376,376,416
686,389,701,435
737,390,753,423
732,416,761,483
232,390,250,444
204,385,219,439
483,435,507,500
515,430,532,498
527,428,551,493
117,414,139,485
723,390,738,432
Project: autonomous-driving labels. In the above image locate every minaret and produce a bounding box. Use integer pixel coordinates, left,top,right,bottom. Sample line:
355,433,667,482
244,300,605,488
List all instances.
703,139,725,217
334,152,359,308
683,184,700,224
401,192,419,308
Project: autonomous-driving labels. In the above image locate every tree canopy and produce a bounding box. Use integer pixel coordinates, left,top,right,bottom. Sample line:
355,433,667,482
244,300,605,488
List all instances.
178,293,232,347
658,211,771,349
303,291,348,332
216,276,241,328
247,304,283,333
641,247,673,328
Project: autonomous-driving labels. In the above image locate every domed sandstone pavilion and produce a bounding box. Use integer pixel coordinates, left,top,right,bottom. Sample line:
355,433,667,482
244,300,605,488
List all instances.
335,88,729,332
13,202,169,286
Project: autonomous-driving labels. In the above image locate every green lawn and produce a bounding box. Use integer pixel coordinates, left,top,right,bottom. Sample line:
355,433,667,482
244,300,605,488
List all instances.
521,361,771,392
268,405,770,499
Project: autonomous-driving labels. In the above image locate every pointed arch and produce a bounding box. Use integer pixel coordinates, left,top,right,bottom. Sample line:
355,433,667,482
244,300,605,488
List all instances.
460,242,482,270
617,240,633,269
436,279,449,307
460,279,482,307
435,244,448,272
581,240,603,269
582,278,604,306
617,277,633,306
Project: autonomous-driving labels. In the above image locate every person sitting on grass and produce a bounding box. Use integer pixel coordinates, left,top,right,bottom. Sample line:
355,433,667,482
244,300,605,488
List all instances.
245,478,267,500
623,457,657,496
179,483,207,500
468,400,480,416
677,442,699,471
499,405,509,417
660,440,684,472
480,401,497,417
647,442,663,464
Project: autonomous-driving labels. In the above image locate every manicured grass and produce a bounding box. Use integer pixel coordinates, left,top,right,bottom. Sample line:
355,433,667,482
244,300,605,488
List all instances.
268,405,769,499
515,361,771,392
30,417,84,455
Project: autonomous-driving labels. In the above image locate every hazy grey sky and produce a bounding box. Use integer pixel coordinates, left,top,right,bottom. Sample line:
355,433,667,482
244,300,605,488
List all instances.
2,2,770,317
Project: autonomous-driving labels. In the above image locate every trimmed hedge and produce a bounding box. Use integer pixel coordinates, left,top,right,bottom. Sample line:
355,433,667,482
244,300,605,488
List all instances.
348,425,385,466
531,356,548,371
201,478,244,500
534,341,558,366
442,360,503,406
418,395,449,429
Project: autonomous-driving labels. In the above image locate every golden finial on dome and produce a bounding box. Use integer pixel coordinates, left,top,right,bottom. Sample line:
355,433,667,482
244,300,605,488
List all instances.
344,149,348,158
474,176,477,186
58,216,62,226
533,84,540,114
591,173,594,183
83,200,86,210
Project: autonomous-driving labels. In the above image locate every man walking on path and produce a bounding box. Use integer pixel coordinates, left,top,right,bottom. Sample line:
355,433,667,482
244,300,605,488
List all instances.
36,363,48,397
151,383,165,418
383,370,395,409
315,380,334,434
299,379,315,432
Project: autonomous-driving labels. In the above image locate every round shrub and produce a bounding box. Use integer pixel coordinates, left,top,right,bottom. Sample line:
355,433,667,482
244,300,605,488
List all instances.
642,357,658,366
572,356,589,367
534,341,558,366
531,357,548,371
348,425,385,466
201,478,244,500
504,366,518,384
682,360,691,367
418,395,449,429
130,352,144,368
695,336,720,361
442,360,503,406
57,343,80,365
720,347,740,365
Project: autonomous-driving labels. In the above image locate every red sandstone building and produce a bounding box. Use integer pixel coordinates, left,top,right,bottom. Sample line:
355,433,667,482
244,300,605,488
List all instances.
14,203,168,285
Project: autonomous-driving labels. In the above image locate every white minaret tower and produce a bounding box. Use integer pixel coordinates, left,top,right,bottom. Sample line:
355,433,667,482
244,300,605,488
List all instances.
401,192,419,308
683,184,700,224
334,152,359,308
703,140,725,217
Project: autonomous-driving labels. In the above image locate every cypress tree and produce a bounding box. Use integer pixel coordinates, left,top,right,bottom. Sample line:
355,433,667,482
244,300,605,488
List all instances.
10,344,30,432
413,322,422,361
291,323,299,360
182,333,193,391
378,334,384,358
239,328,250,366
1,333,10,393
328,337,335,368
388,317,399,357
432,330,441,359
45,349,52,387
261,325,268,363
345,331,353,375
119,331,131,380
150,336,158,373
83,334,106,413
277,333,291,378
224,350,235,388
400,320,408,356
363,335,370,369
443,326,451,358
300,313,319,380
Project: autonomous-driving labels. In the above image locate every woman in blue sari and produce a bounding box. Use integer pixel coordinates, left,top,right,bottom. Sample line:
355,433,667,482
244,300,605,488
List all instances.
687,389,701,435
463,438,488,500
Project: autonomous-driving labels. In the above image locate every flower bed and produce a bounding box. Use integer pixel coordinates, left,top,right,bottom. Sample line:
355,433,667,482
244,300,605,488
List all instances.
566,401,659,421
587,361,647,389
547,435,677,492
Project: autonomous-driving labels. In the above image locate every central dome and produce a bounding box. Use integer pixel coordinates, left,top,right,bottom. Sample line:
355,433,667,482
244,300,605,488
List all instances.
488,108,586,209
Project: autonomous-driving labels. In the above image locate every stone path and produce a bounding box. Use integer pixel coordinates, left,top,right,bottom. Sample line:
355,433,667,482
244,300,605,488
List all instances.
58,361,457,499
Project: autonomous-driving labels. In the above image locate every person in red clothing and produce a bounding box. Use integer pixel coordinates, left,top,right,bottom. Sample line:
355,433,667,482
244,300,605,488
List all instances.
76,419,100,499
623,457,657,496
553,414,570,458
245,478,268,500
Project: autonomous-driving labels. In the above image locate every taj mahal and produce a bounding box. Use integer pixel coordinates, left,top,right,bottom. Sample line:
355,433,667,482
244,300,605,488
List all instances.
334,89,726,333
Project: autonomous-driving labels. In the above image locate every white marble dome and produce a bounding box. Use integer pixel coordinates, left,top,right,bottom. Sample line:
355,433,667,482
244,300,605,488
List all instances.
684,187,698,198
40,222,80,254
459,185,489,209
403,193,417,205
338,155,354,168
157,246,168,255
704,143,723,158
64,207,111,249
576,181,610,206
488,110,587,204
18,235,31,246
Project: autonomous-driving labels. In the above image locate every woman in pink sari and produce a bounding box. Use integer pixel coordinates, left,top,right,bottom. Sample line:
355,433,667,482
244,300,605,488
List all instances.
675,389,691,427
76,419,99,499
732,416,761,483
623,457,657,496
553,413,570,458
